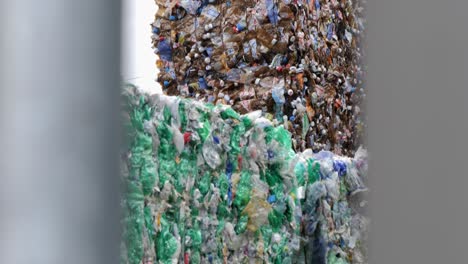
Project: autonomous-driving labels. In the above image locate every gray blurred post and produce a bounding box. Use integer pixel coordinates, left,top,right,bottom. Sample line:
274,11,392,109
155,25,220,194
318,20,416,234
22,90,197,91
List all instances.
366,0,468,263
0,1,121,263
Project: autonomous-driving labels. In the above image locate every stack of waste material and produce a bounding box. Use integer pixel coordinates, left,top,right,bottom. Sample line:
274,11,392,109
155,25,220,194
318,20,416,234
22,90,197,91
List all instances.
121,85,369,264
151,0,367,156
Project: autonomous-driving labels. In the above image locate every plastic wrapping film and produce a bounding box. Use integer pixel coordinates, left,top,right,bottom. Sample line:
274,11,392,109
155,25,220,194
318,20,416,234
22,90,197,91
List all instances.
151,0,367,156
121,85,369,264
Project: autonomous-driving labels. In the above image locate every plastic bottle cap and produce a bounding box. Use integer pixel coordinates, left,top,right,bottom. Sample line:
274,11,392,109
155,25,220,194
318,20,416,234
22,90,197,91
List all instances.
236,23,246,32
271,38,278,45
288,89,294,96
204,57,211,64
205,24,213,31
206,65,212,70
267,195,276,203
255,78,261,85
272,234,281,243
194,53,200,58
259,45,269,53
185,56,191,61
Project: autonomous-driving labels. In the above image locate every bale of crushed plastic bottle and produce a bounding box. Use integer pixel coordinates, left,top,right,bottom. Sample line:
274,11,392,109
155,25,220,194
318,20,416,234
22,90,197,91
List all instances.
151,0,367,156
121,85,369,264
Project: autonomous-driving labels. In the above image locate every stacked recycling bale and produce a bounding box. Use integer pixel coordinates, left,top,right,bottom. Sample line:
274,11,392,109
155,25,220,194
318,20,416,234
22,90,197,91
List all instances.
121,85,368,264
151,0,367,156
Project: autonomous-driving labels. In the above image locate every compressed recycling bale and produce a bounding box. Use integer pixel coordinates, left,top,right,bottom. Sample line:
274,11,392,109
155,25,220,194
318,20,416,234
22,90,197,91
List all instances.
121,85,369,264
151,0,367,156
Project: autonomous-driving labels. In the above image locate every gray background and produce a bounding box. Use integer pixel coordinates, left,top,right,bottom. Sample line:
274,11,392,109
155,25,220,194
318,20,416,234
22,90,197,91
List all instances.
366,0,468,262
1,0,467,263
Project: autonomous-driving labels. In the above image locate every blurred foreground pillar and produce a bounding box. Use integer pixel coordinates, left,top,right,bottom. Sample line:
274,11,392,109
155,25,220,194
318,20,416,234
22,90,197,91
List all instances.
367,0,468,263
0,1,121,263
